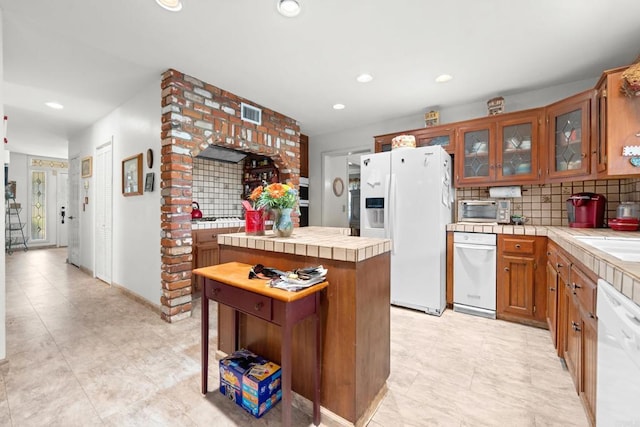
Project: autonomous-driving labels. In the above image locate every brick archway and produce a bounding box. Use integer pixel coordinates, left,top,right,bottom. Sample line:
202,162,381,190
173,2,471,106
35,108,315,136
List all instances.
159,69,300,322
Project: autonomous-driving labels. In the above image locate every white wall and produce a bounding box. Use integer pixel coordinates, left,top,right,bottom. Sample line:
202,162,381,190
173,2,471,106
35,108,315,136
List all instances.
1,7,6,361
68,79,162,305
308,77,597,225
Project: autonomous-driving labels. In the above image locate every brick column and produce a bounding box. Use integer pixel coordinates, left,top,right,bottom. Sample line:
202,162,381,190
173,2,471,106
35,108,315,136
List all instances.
159,69,301,322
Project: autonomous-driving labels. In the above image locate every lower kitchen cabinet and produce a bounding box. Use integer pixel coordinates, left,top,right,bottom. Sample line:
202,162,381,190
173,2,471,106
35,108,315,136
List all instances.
497,235,547,327
192,227,240,292
553,242,597,426
545,260,559,346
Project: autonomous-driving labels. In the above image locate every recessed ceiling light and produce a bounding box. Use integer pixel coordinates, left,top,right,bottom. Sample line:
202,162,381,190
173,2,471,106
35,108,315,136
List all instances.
356,73,373,83
277,0,301,17
45,102,64,110
435,74,453,83
333,104,345,110
155,0,183,12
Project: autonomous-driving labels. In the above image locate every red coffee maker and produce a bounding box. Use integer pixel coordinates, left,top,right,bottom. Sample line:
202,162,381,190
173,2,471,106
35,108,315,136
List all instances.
566,193,607,228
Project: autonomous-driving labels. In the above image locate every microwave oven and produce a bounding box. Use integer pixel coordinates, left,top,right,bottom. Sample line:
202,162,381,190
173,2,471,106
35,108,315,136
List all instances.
457,200,511,223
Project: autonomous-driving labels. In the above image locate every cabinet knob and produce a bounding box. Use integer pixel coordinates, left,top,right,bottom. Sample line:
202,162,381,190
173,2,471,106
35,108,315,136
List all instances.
254,302,264,311
556,263,563,268
571,321,581,332
572,282,581,290
549,287,556,292
504,267,510,272
547,251,551,256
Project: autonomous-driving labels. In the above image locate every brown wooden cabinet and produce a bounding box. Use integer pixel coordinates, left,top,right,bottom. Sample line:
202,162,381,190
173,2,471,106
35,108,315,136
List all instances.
192,227,240,292
299,133,309,177
545,90,596,181
552,242,597,426
595,66,640,177
496,235,547,327
374,124,456,154
455,109,543,187
545,259,559,346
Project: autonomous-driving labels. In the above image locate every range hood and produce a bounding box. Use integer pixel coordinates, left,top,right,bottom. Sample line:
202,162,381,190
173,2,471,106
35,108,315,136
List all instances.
196,145,247,163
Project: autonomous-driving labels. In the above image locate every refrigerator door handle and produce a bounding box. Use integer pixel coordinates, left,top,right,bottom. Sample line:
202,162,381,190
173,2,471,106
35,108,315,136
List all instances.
388,173,397,253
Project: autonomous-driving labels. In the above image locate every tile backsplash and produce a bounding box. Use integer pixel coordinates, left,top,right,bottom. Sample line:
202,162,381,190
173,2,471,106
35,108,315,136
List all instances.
192,158,243,218
456,178,640,226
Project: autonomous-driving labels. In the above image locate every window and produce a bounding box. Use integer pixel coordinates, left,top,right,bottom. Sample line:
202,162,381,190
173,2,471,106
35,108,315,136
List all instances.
31,171,46,240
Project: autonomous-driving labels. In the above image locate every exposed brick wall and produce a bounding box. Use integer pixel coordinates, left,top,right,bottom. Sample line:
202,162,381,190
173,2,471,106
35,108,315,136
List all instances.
159,69,301,322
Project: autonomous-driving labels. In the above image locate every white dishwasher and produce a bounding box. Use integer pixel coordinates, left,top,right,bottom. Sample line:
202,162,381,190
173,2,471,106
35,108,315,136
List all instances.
597,278,640,425
453,232,496,319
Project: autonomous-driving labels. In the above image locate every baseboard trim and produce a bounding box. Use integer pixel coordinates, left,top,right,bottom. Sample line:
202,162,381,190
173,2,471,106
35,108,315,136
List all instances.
111,281,162,315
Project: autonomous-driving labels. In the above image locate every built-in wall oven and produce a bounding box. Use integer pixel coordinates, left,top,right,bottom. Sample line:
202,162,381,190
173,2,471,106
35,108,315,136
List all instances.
299,177,309,227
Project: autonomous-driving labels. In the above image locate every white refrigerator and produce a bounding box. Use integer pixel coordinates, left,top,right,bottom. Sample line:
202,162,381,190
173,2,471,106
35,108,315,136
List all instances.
360,146,452,315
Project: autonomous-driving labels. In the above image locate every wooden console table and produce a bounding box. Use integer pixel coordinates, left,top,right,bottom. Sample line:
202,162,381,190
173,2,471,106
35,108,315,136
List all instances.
193,262,328,427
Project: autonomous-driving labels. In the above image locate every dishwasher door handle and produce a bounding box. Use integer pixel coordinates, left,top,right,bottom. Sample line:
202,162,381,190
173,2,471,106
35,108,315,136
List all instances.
454,243,495,251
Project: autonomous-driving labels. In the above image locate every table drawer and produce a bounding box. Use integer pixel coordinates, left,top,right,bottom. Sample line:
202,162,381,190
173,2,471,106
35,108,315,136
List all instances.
501,237,536,255
206,281,272,321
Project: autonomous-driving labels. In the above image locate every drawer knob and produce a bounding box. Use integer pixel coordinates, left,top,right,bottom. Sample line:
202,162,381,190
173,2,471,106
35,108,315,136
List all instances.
254,302,264,311
515,244,521,249
549,287,555,292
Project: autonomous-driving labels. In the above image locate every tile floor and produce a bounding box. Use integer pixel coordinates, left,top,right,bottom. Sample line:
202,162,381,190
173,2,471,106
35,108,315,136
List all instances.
1,248,589,426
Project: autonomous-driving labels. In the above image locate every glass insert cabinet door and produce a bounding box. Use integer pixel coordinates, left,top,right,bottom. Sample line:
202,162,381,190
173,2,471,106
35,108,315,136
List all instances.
554,109,584,172
462,128,491,179
499,122,535,178
546,92,591,178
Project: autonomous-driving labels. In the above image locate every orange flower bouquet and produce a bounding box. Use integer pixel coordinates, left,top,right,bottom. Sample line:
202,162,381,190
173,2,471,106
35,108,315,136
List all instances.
249,182,297,210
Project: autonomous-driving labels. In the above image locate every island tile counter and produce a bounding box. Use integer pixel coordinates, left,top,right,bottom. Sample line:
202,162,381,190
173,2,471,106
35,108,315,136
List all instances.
217,226,392,262
215,226,391,426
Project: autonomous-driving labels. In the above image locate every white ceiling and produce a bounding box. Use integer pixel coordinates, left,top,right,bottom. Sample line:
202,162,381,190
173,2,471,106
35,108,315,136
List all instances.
2,0,640,159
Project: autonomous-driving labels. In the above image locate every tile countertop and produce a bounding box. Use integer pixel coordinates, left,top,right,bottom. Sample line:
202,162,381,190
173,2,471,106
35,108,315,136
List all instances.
217,226,392,262
446,223,640,306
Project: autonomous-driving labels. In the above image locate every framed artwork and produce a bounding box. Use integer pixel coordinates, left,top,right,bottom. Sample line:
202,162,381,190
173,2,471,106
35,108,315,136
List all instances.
122,153,143,196
144,172,155,192
81,156,92,178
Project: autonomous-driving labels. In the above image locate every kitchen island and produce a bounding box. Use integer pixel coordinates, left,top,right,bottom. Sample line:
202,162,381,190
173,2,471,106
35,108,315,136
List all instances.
214,226,391,426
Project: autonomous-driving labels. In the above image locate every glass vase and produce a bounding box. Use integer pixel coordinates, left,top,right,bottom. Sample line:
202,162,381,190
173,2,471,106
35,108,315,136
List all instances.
272,208,294,237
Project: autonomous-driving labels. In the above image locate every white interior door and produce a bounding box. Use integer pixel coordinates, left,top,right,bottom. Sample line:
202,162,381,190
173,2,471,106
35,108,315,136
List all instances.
95,143,113,284
322,153,349,227
68,157,81,266
56,172,68,247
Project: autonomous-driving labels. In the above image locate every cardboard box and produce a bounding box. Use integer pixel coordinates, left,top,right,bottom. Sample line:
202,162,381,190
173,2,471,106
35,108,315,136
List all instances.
219,349,282,418
242,361,282,418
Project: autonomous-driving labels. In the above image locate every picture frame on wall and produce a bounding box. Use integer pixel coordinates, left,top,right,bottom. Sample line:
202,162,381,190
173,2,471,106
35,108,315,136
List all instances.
144,172,155,192
81,156,93,178
122,153,143,196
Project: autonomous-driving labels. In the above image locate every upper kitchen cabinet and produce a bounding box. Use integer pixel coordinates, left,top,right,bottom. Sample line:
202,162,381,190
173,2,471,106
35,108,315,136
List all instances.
299,133,309,177
545,90,595,181
374,124,456,154
456,119,495,186
596,66,640,177
374,134,394,153
455,109,542,187
414,125,456,154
